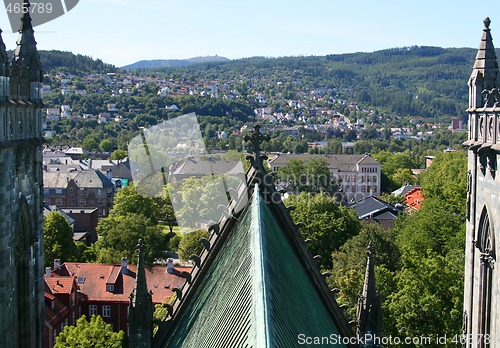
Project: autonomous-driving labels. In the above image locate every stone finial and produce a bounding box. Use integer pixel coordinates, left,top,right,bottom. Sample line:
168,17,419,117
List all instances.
484,17,491,30
244,124,270,173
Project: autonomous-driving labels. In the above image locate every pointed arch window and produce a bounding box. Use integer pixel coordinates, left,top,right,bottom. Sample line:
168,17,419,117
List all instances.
477,208,495,347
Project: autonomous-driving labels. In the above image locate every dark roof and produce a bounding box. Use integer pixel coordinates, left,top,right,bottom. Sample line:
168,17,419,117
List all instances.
346,196,402,220
392,183,420,197
43,170,114,189
154,165,354,347
73,170,114,189
172,158,242,177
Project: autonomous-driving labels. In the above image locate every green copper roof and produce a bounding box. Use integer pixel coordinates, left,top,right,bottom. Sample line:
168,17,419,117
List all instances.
162,186,347,348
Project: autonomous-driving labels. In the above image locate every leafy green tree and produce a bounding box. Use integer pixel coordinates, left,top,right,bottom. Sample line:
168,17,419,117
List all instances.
420,151,467,215
177,229,210,260
327,223,399,323
44,211,79,267
96,213,165,264
373,151,420,192
99,139,113,152
82,134,100,151
110,185,159,223
111,149,128,160
54,315,125,348
384,196,465,343
285,192,361,268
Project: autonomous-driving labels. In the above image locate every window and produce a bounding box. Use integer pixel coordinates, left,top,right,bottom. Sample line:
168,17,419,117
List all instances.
351,186,356,192
55,198,63,206
106,284,114,292
361,176,365,183
351,175,356,182
102,305,111,318
89,305,98,316
79,199,85,207
98,199,103,206
53,329,57,345
361,186,366,193
477,208,495,347
373,176,377,183
55,188,62,194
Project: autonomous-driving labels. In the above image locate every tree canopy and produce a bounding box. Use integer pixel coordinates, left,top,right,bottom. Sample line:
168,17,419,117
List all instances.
44,211,79,267
54,315,125,348
285,192,361,268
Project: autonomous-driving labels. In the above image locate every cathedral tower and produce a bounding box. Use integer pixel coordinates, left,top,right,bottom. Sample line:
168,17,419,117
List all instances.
464,17,500,348
0,1,44,347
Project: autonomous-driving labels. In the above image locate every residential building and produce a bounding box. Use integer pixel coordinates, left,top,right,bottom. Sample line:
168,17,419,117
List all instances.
463,17,500,347
404,187,424,212
43,170,115,217
44,270,79,347
0,4,45,347
51,260,189,338
268,153,381,201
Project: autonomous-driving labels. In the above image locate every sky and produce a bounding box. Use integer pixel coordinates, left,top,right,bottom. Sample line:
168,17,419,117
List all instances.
1,0,500,68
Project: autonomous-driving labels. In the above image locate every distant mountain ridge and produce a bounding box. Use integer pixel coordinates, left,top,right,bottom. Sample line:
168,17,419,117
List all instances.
122,55,230,70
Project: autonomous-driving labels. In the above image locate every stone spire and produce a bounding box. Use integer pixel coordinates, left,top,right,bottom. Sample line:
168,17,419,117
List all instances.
128,239,153,348
469,17,499,109
12,1,42,83
357,241,382,347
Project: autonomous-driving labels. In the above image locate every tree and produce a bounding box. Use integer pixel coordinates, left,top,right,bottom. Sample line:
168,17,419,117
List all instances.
99,139,113,152
327,223,399,323
96,213,165,264
111,149,128,160
383,195,465,342
285,192,361,268
420,151,467,215
177,229,210,260
44,211,78,267
110,185,160,223
54,315,125,348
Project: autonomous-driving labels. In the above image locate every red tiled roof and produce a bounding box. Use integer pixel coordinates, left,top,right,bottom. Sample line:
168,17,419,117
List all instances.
56,262,190,304
45,276,75,295
405,187,424,211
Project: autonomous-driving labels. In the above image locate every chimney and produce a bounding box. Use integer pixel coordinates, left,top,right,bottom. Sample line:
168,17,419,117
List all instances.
54,259,61,270
45,267,51,277
166,258,173,274
121,257,128,274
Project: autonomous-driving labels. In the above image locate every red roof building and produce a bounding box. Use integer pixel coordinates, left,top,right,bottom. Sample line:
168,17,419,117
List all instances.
51,260,189,336
404,187,424,211
44,272,79,348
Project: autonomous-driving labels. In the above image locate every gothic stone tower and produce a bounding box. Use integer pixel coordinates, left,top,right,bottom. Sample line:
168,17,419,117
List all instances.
0,2,44,347
464,17,500,348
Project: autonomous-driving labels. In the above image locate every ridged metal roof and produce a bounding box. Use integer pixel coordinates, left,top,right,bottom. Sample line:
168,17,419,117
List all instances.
162,186,347,347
